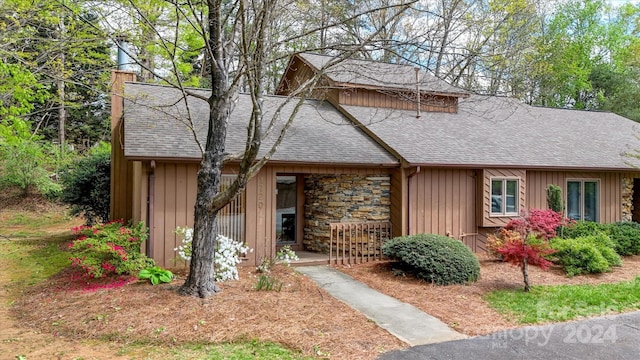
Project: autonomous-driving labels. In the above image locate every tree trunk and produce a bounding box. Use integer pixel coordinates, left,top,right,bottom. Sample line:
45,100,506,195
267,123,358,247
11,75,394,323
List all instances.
58,15,66,147
178,154,224,297
178,0,229,297
522,257,530,292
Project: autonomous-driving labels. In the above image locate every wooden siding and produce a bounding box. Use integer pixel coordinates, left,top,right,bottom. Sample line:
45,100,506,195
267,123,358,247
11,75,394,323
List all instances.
137,161,640,264
110,70,136,221
390,168,407,238
478,169,527,228
338,88,458,113
527,171,627,223
149,162,199,267
407,168,479,251
276,57,334,100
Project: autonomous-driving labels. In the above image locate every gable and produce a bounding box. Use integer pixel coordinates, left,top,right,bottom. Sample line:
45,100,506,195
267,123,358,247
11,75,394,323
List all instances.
277,53,468,114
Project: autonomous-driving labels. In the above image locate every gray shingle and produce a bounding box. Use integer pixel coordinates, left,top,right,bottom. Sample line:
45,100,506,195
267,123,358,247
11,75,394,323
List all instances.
123,82,398,166
298,53,469,96
341,96,640,170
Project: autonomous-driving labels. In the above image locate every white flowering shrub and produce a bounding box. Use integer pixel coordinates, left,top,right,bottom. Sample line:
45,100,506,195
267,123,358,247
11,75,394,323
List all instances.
256,245,300,273
174,226,252,281
275,245,299,265
175,227,193,260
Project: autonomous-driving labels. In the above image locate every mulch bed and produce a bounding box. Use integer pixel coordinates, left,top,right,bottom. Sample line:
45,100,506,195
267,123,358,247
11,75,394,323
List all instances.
14,265,405,359
339,253,640,335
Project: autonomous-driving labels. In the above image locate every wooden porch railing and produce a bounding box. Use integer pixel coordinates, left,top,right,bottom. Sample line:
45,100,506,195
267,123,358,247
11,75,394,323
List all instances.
329,221,392,265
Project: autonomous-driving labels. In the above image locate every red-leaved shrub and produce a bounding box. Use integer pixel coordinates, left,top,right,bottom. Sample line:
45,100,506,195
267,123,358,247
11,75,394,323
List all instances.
494,208,568,291
496,238,555,271
503,208,571,240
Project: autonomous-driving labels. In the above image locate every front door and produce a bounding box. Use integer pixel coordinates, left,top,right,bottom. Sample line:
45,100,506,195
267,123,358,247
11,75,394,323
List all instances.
276,175,302,250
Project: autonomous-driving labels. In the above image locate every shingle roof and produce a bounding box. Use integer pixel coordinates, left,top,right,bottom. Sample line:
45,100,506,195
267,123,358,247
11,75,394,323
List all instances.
297,53,469,97
122,82,398,166
340,96,640,170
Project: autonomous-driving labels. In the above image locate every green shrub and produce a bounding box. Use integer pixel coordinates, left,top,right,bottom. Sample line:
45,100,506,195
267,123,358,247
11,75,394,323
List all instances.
606,222,640,256
561,221,640,256
582,233,621,267
382,234,480,285
0,139,61,198
546,184,563,213
60,142,110,224
550,238,611,277
559,221,608,239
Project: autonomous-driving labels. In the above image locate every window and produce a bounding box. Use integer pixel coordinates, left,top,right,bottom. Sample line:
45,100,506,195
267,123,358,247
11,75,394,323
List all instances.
567,180,599,221
491,178,519,215
217,175,245,243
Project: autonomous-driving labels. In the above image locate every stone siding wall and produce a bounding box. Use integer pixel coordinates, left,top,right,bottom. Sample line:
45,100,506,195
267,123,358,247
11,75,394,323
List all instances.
622,177,634,222
304,174,391,252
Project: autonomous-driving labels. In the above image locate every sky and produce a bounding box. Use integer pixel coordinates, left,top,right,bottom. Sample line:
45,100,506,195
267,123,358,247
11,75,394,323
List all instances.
608,0,637,6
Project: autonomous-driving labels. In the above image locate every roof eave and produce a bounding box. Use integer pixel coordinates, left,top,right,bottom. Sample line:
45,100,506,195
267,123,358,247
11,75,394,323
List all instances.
403,162,639,172
124,155,399,168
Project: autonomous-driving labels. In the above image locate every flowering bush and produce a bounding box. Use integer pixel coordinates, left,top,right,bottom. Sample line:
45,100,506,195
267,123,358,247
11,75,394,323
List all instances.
275,245,299,265
68,220,154,278
174,226,252,281
256,245,300,273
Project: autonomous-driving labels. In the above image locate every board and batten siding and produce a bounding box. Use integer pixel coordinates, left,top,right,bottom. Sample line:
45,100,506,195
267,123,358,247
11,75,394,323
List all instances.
407,168,479,251
526,170,630,223
390,168,407,238
149,162,199,268
477,169,527,228
337,88,457,113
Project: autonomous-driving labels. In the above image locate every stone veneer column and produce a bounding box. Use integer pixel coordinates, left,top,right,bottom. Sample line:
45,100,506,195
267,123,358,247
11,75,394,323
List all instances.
621,177,634,222
303,174,391,252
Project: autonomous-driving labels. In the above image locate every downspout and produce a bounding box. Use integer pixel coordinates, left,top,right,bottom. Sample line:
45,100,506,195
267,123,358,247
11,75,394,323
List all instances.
406,166,421,235
146,160,156,258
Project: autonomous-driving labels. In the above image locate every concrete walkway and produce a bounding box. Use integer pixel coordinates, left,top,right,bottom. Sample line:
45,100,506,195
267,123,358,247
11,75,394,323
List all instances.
296,265,467,346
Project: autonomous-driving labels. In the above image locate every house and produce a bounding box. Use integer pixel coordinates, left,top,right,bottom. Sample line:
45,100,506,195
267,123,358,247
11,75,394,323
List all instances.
110,53,640,267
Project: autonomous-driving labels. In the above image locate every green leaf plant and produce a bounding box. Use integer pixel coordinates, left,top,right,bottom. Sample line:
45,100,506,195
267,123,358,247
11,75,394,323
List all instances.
138,266,174,285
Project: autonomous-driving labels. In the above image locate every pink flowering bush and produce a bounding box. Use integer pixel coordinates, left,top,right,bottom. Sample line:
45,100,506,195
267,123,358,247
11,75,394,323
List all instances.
68,220,155,278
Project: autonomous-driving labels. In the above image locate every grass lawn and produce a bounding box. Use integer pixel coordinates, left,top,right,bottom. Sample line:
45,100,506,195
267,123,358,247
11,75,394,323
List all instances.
485,278,640,324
